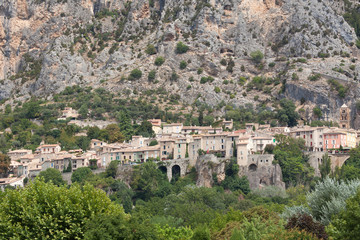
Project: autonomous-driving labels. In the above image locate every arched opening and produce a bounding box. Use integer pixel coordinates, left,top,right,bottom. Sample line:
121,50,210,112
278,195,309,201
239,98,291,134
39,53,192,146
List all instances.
248,164,257,172
158,166,167,175
260,178,268,186
171,165,181,181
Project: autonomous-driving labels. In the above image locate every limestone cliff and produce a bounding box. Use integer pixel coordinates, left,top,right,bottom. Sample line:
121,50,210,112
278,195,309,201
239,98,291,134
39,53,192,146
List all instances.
0,0,360,125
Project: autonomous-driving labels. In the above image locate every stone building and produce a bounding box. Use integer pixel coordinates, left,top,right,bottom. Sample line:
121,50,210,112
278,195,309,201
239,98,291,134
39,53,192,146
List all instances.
340,104,350,129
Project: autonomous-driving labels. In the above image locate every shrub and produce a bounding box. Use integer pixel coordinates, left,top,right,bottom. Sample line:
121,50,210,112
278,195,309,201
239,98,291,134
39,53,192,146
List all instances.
175,41,189,54
154,57,165,66
308,73,321,81
145,44,157,55
128,69,142,80
313,107,322,119
238,77,246,86
268,62,275,68
226,59,235,72
186,85,191,90
197,68,203,74
220,59,227,66
170,71,178,81
250,50,264,63
307,177,360,225
292,73,299,81
148,70,156,81
214,86,221,93
286,214,328,239
328,79,347,98
179,61,187,69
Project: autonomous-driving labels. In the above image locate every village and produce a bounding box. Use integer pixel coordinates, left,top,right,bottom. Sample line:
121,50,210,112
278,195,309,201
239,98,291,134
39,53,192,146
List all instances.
0,104,357,190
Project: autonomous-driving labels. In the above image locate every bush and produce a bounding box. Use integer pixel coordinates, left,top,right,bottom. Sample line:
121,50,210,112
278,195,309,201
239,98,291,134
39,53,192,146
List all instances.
286,214,328,239
200,76,214,84
220,59,227,66
176,42,189,54
128,69,142,80
313,107,322,119
197,68,203,74
250,50,264,63
307,177,360,225
0,180,127,239
180,61,187,69
71,167,93,183
268,62,275,68
145,44,157,55
328,79,347,98
154,57,165,66
308,73,321,81
214,86,221,93
148,70,156,81
170,71,178,81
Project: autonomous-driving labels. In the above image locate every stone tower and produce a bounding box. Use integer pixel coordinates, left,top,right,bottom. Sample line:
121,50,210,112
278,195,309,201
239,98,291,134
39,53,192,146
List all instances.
340,104,350,129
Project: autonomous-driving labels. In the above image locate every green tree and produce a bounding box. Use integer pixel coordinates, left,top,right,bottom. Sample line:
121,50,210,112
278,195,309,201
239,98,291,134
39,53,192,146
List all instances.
250,50,264,63
148,70,156,81
78,104,88,119
71,167,93,184
176,42,189,54
155,56,165,66
0,179,128,239
117,111,134,140
109,180,134,213
136,120,155,138
128,69,142,80
64,160,72,173
313,107,322,119
273,134,312,186
180,60,187,69
130,161,171,201
277,99,299,127
105,124,125,143
145,44,157,55
0,153,10,177
319,153,331,179
149,140,158,146
38,168,66,186
330,188,360,240
106,160,120,178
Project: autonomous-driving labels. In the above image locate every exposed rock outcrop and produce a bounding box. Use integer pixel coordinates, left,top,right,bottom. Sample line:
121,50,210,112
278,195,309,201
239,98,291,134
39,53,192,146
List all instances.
195,154,227,188
0,0,359,125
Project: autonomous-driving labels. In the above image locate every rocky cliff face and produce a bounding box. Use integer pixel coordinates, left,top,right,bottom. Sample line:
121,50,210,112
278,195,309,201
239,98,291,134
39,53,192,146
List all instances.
0,0,359,124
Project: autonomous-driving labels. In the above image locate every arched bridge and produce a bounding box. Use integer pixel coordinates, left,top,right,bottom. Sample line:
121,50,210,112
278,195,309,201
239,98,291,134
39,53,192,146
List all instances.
157,158,190,181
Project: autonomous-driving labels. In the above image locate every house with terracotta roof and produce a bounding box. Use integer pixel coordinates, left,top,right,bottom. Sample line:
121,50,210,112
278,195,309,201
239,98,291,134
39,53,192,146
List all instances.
7,149,33,161
162,123,183,135
57,107,79,121
148,119,162,135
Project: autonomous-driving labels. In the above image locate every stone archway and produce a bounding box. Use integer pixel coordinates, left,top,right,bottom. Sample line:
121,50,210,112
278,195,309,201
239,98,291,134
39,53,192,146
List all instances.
171,165,181,181
159,166,167,175
248,164,257,172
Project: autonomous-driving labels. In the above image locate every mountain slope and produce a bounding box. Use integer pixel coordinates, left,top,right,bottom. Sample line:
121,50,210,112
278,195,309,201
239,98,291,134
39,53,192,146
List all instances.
0,0,360,125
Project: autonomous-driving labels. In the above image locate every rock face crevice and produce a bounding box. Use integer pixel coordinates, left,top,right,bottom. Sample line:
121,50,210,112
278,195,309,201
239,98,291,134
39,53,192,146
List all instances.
0,0,359,123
